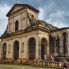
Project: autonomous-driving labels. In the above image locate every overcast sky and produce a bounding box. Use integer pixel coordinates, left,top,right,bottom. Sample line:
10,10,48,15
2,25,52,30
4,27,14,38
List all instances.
0,0,69,36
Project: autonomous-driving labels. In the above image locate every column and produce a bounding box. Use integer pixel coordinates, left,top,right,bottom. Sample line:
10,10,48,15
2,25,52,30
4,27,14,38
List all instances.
19,38,22,59
7,40,13,60
24,38,28,59
35,37,40,60
6,41,8,59
60,36,63,56
11,40,14,60
21,37,28,60
46,39,50,57
54,39,57,56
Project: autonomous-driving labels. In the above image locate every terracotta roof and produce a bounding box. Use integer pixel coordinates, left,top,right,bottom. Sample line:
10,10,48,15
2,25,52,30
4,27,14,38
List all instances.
6,4,39,17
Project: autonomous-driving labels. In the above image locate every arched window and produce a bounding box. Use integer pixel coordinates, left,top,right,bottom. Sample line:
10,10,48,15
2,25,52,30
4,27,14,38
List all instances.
15,20,19,31
63,32,68,55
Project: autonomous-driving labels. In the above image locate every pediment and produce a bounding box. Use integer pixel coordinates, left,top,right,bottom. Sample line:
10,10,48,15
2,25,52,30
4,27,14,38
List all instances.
11,6,23,14
6,4,39,17
6,5,24,16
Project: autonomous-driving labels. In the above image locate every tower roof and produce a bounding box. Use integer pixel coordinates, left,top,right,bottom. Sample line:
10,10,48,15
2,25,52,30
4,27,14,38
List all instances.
6,4,39,17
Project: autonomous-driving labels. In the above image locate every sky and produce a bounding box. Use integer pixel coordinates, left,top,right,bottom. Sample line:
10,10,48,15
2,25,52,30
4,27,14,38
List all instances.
0,0,69,36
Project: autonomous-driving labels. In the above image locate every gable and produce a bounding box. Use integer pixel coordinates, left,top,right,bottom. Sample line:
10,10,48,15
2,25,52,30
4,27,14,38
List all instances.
6,5,24,17
6,4,39,17
10,6,23,14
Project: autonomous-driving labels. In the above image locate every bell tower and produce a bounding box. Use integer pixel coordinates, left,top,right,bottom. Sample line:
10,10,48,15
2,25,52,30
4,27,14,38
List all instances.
6,4,39,33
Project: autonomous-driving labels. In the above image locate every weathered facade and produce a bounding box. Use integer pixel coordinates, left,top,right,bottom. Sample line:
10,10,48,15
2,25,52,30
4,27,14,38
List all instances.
0,4,69,63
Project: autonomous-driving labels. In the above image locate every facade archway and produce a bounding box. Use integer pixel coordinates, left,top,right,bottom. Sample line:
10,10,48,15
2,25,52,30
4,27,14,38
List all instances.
13,40,19,60
63,32,68,56
56,37,60,56
41,38,47,59
2,43,7,59
28,37,36,60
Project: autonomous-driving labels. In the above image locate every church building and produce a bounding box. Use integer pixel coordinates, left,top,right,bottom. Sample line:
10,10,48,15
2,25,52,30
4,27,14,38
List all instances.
0,4,69,63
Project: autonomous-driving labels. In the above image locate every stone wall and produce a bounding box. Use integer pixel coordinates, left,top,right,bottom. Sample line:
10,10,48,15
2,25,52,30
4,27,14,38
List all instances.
50,29,69,57
0,30,49,63
7,7,38,33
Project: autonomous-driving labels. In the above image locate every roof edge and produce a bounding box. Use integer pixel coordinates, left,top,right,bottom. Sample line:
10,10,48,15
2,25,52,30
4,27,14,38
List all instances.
6,3,39,17
51,27,69,32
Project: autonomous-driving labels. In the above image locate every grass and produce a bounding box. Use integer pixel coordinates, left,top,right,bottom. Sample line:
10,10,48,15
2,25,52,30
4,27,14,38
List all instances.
0,64,62,69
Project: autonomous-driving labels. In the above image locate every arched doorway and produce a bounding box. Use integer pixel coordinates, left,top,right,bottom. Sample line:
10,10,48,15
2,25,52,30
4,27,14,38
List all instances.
63,32,68,56
56,37,60,56
13,41,19,60
2,43,7,59
41,38,47,59
28,37,36,60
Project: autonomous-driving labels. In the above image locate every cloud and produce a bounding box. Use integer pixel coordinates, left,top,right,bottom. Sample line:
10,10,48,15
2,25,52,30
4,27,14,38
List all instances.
46,10,65,27
38,7,45,20
37,0,69,28
0,5,11,36
38,7,66,28
0,0,69,36
38,7,69,28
